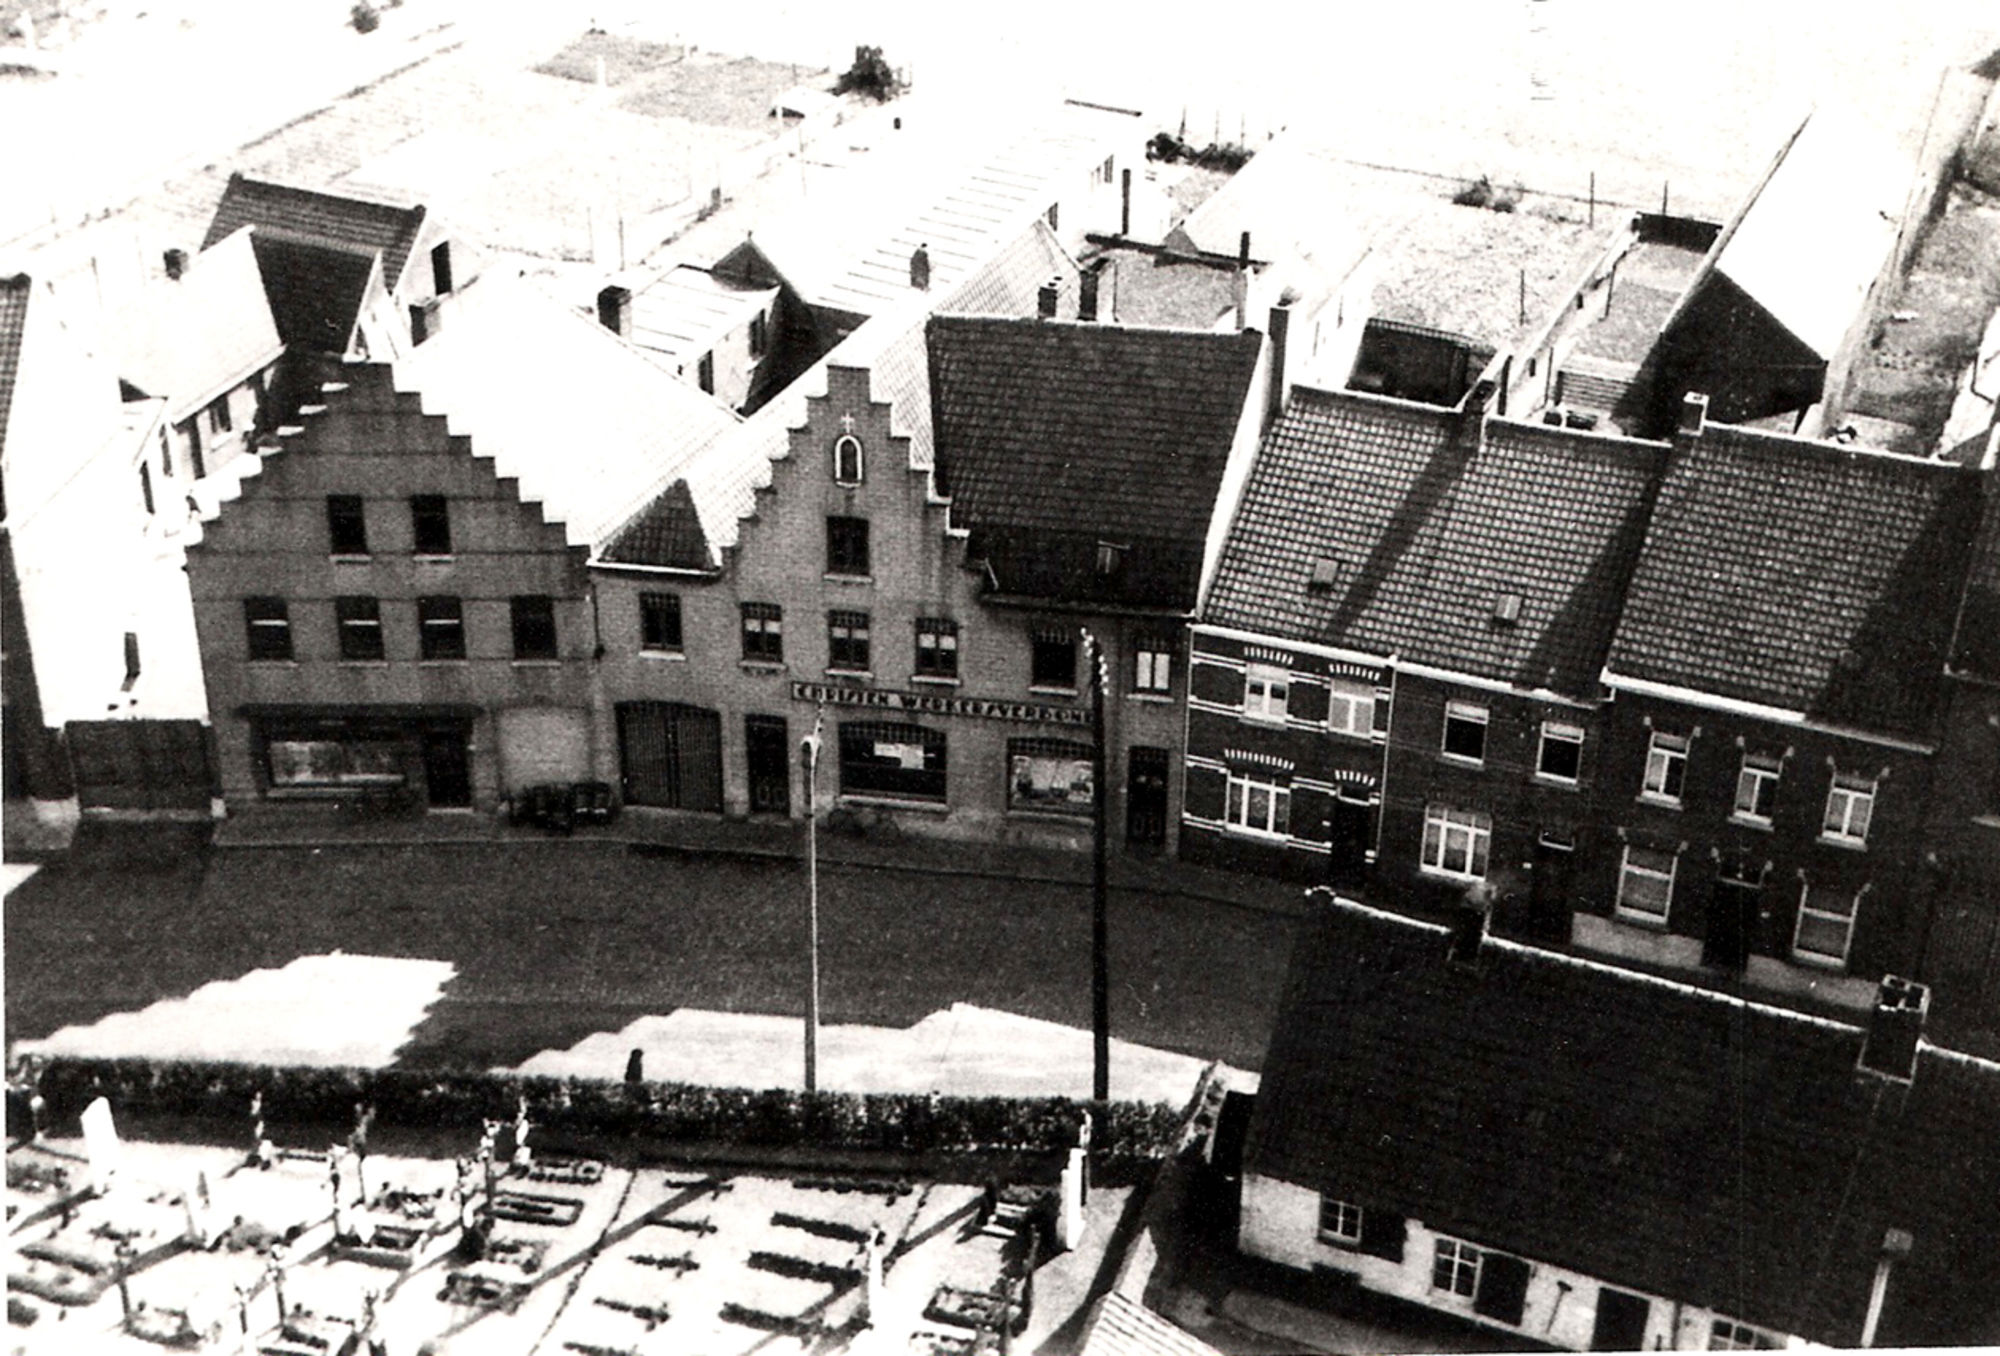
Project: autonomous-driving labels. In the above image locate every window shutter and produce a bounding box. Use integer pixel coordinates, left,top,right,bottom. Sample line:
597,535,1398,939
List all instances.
1356,1208,1406,1262
1184,762,1226,821
1191,660,1246,707
1289,678,1329,725
1473,1252,1531,1325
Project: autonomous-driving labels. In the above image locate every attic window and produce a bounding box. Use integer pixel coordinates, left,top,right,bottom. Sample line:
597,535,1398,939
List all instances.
1307,557,1342,592
832,434,864,486
1492,592,1523,626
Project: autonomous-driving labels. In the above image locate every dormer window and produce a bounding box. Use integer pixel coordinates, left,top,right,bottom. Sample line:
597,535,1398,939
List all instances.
833,434,864,485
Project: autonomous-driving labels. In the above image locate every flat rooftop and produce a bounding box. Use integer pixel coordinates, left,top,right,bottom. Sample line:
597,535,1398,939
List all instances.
1569,236,1710,364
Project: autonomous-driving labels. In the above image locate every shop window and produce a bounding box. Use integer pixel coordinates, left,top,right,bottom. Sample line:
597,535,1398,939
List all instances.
410,495,452,555
244,597,292,661
511,595,558,660
327,494,368,556
838,721,946,801
742,602,784,662
1008,738,1094,815
915,617,959,679
828,609,871,672
1031,627,1077,691
335,596,385,661
268,737,404,788
640,592,683,654
418,596,465,661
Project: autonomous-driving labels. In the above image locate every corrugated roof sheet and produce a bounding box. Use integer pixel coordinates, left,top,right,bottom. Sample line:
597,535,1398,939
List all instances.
390,274,740,553
0,274,28,466
1205,388,1662,694
204,173,428,291
1606,424,1978,736
107,228,283,421
929,317,1264,608
1245,896,2000,1346
627,266,779,369
250,232,380,354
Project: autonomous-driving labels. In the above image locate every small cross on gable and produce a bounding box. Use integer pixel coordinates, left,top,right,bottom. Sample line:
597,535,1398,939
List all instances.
840,413,857,435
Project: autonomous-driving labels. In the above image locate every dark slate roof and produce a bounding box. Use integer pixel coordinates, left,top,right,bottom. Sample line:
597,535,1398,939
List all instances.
1948,481,2000,682
1245,895,2000,1347
597,478,712,570
0,274,27,465
205,173,426,290
1204,387,1662,695
250,233,378,353
928,317,1263,609
1606,425,1980,737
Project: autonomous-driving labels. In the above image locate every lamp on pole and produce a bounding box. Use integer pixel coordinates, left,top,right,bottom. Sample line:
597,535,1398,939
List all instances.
1081,628,1110,1102
801,710,825,1093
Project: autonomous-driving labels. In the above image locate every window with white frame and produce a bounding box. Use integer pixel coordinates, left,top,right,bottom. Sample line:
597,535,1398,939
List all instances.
915,617,959,679
1709,1317,1780,1350
1225,772,1291,838
1537,722,1584,782
1793,884,1860,966
1734,753,1781,823
1616,845,1677,923
1441,702,1488,762
832,434,864,485
1421,805,1491,880
1244,664,1289,722
1643,731,1689,803
1133,635,1173,694
1317,1196,1362,1245
1431,1238,1482,1298
1822,772,1876,845
1327,677,1376,736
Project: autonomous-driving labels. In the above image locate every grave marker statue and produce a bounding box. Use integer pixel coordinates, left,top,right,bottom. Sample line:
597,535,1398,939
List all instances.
862,1225,886,1328
1078,1110,1093,1205
81,1096,123,1197
1057,1146,1086,1252
512,1095,533,1173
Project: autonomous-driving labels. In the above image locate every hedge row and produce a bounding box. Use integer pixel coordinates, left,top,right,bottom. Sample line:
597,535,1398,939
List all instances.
30,1059,1181,1161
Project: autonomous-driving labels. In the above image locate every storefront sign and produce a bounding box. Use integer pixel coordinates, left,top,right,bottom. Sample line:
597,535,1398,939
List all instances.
791,681,1091,728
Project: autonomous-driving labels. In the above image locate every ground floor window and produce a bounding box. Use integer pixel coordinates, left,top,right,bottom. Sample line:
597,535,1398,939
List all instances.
838,722,947,802
1616,845,1677,924
1421,804,1490,879
1317,1196,1362,1245
1007,739,1093,814
1225,771,1290,837
268,738,404,788
1432,1238,1482,1298
1793,883,1860,967
1709,1318,1780,1350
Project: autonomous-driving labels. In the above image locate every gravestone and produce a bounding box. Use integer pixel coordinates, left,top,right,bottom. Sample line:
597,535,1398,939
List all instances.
80,1097,122,1197
1056,1147,1085,1252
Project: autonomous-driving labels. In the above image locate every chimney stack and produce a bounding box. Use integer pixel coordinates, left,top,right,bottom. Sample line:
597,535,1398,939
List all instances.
409,298,444,346
1037,276,1060,320
1120,168,1132,238
1238,231,1251,267
1677,391,1709,442
1858,976,1929,1082
596,284,633,340
1079,258,1113,323
163,248,189,281
910,243,932,292
1264,301,1292,427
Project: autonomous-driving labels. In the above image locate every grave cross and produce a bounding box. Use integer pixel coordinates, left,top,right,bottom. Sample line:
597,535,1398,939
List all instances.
512,1096,533,1173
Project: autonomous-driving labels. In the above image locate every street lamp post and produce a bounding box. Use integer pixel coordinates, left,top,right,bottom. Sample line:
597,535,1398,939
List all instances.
801,712,824,1093
1081,629,1110,1102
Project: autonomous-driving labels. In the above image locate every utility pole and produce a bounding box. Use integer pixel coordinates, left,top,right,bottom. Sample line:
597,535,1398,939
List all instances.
801,710,825,1093
1081,629,1110,1101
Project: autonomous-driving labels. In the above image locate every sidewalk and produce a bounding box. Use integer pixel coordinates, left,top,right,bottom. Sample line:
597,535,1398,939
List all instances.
209,801,1308,916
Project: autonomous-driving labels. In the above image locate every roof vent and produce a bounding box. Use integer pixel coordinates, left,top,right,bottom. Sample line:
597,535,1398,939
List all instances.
1858,976,1929,1082
1492,592,1523,626
1307,557,1342,593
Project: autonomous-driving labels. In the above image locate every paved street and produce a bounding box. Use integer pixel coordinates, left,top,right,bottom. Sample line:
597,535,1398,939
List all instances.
3,825,1300,1078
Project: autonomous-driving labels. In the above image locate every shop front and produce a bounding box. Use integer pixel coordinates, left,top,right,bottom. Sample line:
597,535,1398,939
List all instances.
245,705,477,808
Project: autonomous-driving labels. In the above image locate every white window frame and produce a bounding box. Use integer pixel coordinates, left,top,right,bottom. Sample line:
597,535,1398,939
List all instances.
832,434,864,486
1441,701,1489,764
1224,772,1291,839
1431,1238,1482,1299
1326,677,1376,737
1317,1196,1362,1245
1243,663,1289,724
1421,805,1491,881
1822,773,1876,846
1709,1317,1780,1350
1642,731,1689,804
1133,640,1173,694
1616,845,1677,924
1536,721,1584,784
1734,754,1780,825
1792,883,1859,967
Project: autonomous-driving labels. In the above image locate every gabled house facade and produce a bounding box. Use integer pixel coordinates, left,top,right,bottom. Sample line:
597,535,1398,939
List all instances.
1238,894,2000,1350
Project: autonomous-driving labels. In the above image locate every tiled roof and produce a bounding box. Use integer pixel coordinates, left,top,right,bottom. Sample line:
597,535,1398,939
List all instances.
390,274,740,553
1245,895,2000,1346
1605,424,1979,736
250,233,380,354
597,478,714,571
204,173,428,291
1205,388,1662,694
1080,1292,1224,1356
0,274,27,466
108,229,284,421
929,317,1264,609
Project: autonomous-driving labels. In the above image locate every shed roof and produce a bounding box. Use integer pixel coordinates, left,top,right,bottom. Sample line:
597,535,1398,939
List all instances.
1245,895,2000,1346
108,228,284,420
204,173,428,291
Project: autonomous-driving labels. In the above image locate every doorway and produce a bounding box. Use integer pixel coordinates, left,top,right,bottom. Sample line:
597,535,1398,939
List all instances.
1126,746,1168,847
421,728,471,807
746,715,790,815
1327,793,1373,887
1590,1288,1652,1351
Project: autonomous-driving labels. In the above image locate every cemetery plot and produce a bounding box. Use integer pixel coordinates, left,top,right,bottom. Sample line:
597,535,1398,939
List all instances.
489,1190,586,1226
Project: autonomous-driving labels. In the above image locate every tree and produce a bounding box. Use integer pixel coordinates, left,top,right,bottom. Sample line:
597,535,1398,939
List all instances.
834,46,904,102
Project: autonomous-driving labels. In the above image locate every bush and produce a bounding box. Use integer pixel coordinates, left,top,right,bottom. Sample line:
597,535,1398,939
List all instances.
350,2,380,33
833,45,903,102
1452,175,1523,213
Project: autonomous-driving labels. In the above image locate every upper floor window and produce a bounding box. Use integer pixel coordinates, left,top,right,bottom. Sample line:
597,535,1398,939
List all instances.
1327,678,1375,736
510,595,558,661
1421,805,1491,880
826,515,870,577
335,596,385,661
1643,731,1689,804
1225,772,1290,838
639,592,683,654
1431,1239,1482,1299
410,495,452,556
742,602,783,663
1735,753,1781,824
207,394,233,436
697,351,715,395
828,610,871,673
832,434,864,485
1317,1196,1362,1246
748,311,768,358
1031,628,1077,691
159,427,173,478
139,462,155,515
1709,1318,1781,1350
417,595,465,661
1616,845,1677,924
1244,663,1289,722
1822,772,1876,846
1442,702,1488,763
915,617,959,679
244,596,292,662
1793,883,1860,967
1537,721,1583,782
327,494,368,556
1133,635,1173,694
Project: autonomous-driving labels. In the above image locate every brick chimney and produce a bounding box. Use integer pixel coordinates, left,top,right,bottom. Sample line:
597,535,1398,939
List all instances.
1458,376,1497,453
1264,301,1292,428
409,298,443,347
1676,391,1709,445
1037,276,1060,320
1079,258,1113,323
163,248,189,281
1120,167,1132,237
1857,976,1929,1082
910,243,932,292
596,284,633,339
